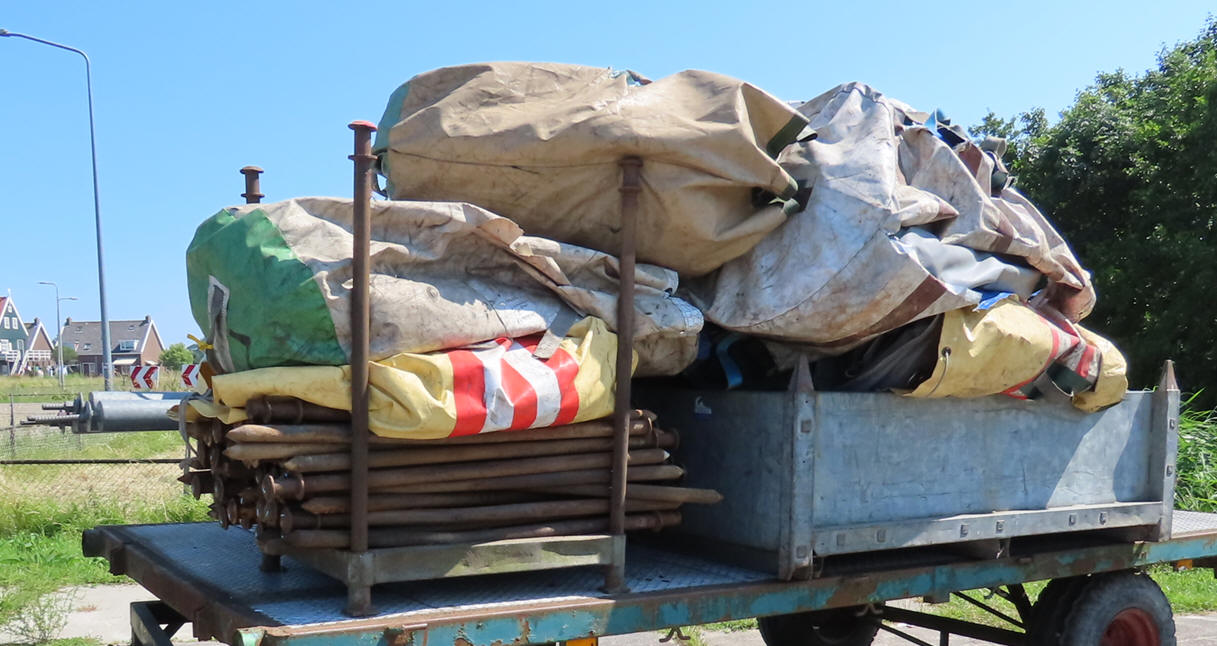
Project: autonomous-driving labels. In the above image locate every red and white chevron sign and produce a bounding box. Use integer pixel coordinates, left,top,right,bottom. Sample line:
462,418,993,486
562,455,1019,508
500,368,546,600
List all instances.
181,363,202,388
130,366,159,390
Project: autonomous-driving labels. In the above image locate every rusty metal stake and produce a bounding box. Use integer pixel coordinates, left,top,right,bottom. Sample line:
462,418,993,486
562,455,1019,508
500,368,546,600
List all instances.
607,156,642,592
240,166,264,203
262,462,685,501
347,120,377,617
244,396,351,425
225,414,655,444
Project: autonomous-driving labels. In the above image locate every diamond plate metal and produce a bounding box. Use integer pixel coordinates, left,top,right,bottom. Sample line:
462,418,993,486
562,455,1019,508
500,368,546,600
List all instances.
1171,510,1217,536
124,523,772,627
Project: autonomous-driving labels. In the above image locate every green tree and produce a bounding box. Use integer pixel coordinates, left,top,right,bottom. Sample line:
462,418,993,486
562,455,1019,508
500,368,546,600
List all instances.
158,343,194,371
974,19,1217,405
53,345,77,364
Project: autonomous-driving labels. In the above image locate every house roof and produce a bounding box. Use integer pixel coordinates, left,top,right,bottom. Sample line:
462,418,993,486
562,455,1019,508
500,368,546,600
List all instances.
60,316,162,355
24,319,53,351
0,296,20,322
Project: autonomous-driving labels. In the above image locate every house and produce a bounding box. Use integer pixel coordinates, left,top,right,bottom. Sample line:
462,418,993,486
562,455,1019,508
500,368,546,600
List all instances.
60,315,165,377
21,319,55,374
0,296,54,375
0,295,26,375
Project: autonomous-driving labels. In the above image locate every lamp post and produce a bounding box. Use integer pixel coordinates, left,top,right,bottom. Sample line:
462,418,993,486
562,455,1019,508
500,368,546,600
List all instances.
38,282,77,388
2,29,113,389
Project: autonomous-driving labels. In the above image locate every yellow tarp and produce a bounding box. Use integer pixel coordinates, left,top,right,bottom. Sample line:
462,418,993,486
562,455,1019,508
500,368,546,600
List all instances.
203,317,626,439
906,298,1126,412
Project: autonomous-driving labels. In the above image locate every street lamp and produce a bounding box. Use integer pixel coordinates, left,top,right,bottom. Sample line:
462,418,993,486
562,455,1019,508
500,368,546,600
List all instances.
2,29,113,389
38,281,77,388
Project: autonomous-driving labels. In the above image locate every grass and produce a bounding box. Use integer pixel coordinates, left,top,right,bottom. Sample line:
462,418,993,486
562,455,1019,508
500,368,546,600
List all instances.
0,372,188,402
0,417,205,641
0,495,209,639
1177,395,1217,512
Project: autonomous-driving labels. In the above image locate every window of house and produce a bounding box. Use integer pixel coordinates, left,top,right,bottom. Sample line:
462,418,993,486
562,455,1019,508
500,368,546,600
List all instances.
76,326,83,332
128,325,135,331
82,343,91,351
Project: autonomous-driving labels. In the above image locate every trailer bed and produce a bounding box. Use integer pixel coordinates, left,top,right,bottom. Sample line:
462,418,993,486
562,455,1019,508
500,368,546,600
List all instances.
85,513,1217,646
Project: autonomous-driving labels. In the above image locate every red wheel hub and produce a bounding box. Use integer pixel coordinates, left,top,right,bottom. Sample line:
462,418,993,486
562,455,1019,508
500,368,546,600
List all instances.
1101,608,1160,646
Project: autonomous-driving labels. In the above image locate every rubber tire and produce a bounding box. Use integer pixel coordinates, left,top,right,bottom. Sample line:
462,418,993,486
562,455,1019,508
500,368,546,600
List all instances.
1027,576,1089,645
757,607,879,646
1059,571,1175,646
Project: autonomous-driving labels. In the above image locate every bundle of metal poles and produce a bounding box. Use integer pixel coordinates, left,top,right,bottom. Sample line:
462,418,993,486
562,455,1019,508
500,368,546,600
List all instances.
178,130,691,614
180,399,717,549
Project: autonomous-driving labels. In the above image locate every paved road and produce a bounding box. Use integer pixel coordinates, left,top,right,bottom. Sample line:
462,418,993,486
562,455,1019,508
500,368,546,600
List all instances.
19,584,1216,645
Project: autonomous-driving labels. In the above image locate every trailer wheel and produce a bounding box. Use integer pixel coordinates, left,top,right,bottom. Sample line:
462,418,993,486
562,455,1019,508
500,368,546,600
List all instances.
1059,571,1175,646
1027,575,1088,645
757,606,879,646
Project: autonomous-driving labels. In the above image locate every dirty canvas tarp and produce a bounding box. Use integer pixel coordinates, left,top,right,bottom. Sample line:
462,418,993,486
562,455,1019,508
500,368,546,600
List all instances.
186,197,701,377
691,82,1096,353
374,62,808,276
194,317,620,439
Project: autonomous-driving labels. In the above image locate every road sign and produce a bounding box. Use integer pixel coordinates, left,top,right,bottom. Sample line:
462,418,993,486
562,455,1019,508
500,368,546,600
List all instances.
181,363,202,388
131,365,159,390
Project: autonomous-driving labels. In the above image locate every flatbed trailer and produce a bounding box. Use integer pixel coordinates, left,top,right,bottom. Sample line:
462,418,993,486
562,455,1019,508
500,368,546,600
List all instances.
85,511,1217,646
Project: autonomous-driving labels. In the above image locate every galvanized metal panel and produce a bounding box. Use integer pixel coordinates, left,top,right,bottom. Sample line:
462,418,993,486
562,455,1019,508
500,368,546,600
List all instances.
1149,365,1181,540
809,391,1154,525
810,501,1163,555
636,389,792,552
641,388,1168,576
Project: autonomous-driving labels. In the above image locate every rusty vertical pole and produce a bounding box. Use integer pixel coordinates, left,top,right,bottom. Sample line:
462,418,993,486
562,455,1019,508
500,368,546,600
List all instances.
240,166,264,204
239,164,283,574
346,121,377,616
606,157,642,591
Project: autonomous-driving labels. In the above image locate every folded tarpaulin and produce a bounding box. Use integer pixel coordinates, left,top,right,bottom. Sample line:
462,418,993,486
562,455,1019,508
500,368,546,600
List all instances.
186,197,701,377
374,62,808,277
692,82,1096,354
198,317,621,439
904,296,1126,412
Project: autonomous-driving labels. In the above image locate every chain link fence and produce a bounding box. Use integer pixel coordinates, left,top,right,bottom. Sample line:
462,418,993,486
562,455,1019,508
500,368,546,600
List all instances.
2,395,187,506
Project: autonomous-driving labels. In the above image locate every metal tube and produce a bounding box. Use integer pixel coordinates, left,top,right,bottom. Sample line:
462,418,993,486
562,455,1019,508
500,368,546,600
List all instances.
301,491,543,515
283,511,682,549
92,400,177,432
526,483,722,505
274,448,669,495
263,463,685,500
240,166,264,204
284,498,679,531
348,120,377,565
607,156,642,591
279,435,672,473
225,414,655,444
224,442,345,463
244,396,351,424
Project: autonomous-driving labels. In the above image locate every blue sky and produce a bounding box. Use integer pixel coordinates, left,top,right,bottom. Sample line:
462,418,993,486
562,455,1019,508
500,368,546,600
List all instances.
1,1,1213,349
